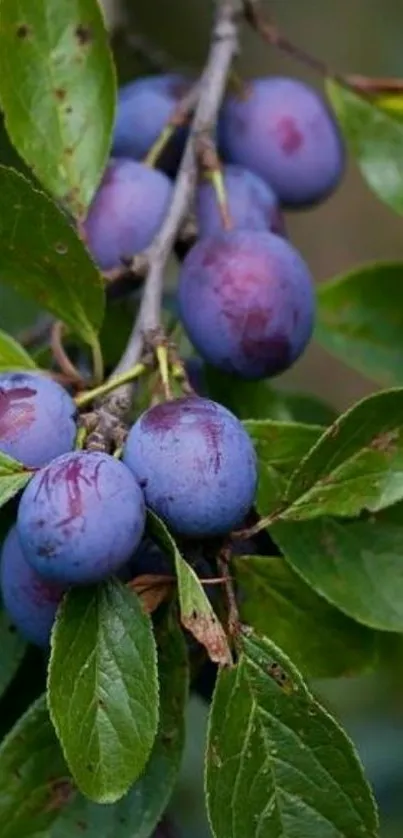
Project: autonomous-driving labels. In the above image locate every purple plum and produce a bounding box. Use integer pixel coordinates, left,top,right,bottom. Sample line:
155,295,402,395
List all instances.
17,451,146,584
123,396,257,537
1,526,65,647
112,74,192,168
220,77,345,207
83,159,173,271
196,164,285,237
178,229,315,379
0,372,77,468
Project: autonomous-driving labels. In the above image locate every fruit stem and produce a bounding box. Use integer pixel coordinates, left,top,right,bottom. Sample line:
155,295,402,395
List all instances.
90,337,104,386
156,344,173,399
144,124,177,168
144,80,201,168
75,363,146,408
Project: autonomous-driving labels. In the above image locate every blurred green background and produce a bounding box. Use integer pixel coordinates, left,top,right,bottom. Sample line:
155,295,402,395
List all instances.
102,2,403,836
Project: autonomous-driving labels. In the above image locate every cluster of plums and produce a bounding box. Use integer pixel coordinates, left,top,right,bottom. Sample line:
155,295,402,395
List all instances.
1,73,345,649
84,72,345,379
0,373,257,647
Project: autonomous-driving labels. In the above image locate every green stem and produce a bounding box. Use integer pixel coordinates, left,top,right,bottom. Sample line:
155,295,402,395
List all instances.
75,363,146,409
91,338,104,385
144,124,176,168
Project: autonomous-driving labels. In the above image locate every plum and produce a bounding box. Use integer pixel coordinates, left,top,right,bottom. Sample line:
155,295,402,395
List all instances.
123,396,257,537
196,164,285,237
1,526,65,647
220,77,345,207
0,372,77,468
83,159,173,271
17,451,146,584
112,74,192,169
178,229,315,379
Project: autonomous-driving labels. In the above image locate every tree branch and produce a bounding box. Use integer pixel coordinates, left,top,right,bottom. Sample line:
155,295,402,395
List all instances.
85,1,240,449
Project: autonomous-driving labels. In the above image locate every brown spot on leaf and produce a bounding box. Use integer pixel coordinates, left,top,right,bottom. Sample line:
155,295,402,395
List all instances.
54,88,66,101
75,24,92,45
16,23,31,39
128,574,173,614
76,821,88,832
44,778,74,813
370,429,399,454
182,609,232,666
267,661,294,694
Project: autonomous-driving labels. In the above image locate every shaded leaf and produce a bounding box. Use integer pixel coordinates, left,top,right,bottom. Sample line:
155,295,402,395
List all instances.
0,167,104,347
47,578,159,803
0,607,26,699
234,555,377,678
0,285,41,338
0,330,37,372
244,420,323,474
317,262,403,387
205,365,336,424
51,614,188,838
255,464,287,519
147,511,232,666
0,695,72,838
249,421,322,519
0,0,116,218
328,79,403,214
283,388,403,521
206,633,378,838
272,508,403,631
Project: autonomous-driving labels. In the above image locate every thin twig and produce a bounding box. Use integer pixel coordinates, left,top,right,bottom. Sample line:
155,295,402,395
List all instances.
85,0,240,451
18,314,53,350
50,321,85,388
243,0,403,97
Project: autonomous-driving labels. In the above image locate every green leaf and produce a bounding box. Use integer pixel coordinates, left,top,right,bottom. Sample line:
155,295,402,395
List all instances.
0,330,37,372
0,626,27,711
282,388,403,521
0,452,32,508
47,578,159,803
205,633,378,838
50,613,188,838
272,508,403,631
0,0,116,218
147,511,232,666
256,464,287,517
279,392,337,427
0,286,41,337
0,607,26,699
234,555,377,678
205,365,336,424
327,79,403,214
0,167,105,346
0,695,72,838
244,420,323,475
246,420,323,519
317,262,403,387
